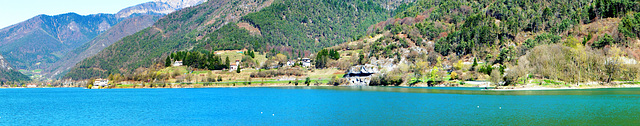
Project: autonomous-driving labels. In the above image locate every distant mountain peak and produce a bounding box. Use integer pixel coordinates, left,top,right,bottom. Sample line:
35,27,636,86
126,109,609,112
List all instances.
116,0,208,18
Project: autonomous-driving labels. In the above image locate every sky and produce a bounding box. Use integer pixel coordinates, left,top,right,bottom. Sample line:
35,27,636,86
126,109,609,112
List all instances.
0,0,151,29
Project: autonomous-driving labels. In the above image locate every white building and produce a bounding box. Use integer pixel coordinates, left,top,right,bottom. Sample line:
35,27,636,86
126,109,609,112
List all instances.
286,60,295,66
229,60,241,72
301,58,311,67
173,61,183,66
94,79,109,87
26,84,37,88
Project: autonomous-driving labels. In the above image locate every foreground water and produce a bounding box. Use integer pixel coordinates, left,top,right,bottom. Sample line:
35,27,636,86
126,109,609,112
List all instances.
1,87,639,125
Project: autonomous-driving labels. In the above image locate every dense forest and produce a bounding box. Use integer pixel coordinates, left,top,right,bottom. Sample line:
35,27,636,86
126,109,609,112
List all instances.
165,51,230,70
193,0,392,57
350,0,640,85
0,69,30,82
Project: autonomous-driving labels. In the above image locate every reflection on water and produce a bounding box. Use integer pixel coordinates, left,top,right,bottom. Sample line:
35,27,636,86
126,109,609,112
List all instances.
279,86,640,95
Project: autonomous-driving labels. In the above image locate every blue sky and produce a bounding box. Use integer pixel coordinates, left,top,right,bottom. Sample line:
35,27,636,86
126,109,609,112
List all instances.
0,0,151,29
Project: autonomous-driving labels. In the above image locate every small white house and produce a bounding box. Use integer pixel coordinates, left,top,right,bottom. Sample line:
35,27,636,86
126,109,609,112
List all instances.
301,58,311,67
173,61,183,66
94,79,109,87
229,60,241,72
230,63,238,71
26,84,37,88
286,60,295,66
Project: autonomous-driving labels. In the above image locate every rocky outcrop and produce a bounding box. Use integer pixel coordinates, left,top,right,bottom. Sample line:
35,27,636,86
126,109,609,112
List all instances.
344,64,379,86
0,54,12,70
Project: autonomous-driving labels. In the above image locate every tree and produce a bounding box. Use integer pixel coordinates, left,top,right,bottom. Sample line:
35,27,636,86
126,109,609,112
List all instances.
275,53,288,66
305,77,311,86
450,72,458,80
411,61,428,82
430,66,439,81
165,56,172,67
490,69,502,86
225,57,231,69
592,34,614,48
471,58,478,71
505,57,530,86
236,67,241,73
358,53,366,65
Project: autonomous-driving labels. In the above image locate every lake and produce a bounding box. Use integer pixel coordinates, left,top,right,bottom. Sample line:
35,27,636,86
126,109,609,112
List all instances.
1,87,639,125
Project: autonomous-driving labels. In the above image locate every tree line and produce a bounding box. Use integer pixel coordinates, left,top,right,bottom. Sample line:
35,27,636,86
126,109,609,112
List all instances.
165,51,230,70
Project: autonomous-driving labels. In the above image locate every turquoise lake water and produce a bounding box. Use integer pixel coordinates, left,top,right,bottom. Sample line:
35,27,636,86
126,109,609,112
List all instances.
1,87,639,125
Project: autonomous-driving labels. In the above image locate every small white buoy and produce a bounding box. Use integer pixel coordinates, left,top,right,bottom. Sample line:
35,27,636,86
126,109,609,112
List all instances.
261,112,263,114
272,114,275,116
477,106,479,108
499,107,501,109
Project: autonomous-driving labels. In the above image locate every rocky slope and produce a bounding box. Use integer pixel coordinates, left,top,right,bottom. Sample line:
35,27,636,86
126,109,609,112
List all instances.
116,0,208,18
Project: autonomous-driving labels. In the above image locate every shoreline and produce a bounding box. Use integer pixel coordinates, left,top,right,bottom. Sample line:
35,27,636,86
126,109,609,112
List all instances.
3,83,640,90
487,84,640,91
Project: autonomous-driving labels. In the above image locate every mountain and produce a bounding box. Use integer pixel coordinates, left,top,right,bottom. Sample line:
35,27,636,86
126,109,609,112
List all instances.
0,13,120,71
0,0,208,79
45,15,162,78
0,54,30,82
116,0,208,18
63,0,409,80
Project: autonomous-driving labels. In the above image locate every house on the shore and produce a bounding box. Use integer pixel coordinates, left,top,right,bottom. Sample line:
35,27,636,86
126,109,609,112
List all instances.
94,79,109,87
26,83,37,88
301,58,311,67
173,61,183,66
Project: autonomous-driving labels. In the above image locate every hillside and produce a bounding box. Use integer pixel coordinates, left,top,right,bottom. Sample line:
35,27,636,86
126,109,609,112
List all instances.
0,54,30,82
64,0,413,80
45,15,163,78
0,13,120,71
0,0,209,79
319,0,640,86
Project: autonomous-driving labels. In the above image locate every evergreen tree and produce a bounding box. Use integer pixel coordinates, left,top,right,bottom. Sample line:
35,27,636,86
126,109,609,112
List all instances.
225,57,231,69
165,56,172,67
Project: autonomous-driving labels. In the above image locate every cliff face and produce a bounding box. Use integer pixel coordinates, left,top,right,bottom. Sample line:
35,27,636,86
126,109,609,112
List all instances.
115,0,208,18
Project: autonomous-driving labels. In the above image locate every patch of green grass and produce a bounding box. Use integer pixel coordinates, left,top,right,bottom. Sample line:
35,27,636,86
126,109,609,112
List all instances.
32,69,43,73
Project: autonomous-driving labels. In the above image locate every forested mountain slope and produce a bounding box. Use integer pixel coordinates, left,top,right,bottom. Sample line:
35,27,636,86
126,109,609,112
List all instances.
327,0,640,85
45,15,162,78
0,13,120,71
0,54,30,82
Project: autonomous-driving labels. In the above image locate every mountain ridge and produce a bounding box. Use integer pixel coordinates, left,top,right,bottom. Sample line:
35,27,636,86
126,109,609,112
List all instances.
0,0,209,79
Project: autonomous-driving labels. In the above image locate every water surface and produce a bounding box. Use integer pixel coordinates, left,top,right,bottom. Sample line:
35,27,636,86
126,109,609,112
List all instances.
1,87,639,125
